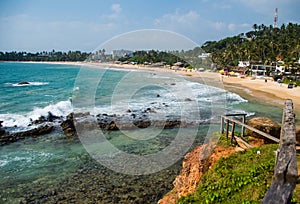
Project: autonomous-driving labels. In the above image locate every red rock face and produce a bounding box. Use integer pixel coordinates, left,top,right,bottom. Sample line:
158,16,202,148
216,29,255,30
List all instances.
158,143,236,204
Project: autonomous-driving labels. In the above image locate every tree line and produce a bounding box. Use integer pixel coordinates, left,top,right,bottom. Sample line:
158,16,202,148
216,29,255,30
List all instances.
1,22,299,70
114,48,211,69
0,50,91,61
201,23,300,68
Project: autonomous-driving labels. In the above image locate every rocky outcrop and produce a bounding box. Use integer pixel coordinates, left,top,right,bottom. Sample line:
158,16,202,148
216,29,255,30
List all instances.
0,121,5,136
158,143,236,204
246,117,281,143
61,113,77,137
0,125,54,145
60,112,191,137
33,112,62,124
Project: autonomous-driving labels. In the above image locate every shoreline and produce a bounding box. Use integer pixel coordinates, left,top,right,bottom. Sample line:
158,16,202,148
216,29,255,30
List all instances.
1,61,299,203
3,61,299,124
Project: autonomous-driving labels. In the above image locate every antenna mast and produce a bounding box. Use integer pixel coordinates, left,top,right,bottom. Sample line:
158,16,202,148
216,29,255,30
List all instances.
274,8,278,28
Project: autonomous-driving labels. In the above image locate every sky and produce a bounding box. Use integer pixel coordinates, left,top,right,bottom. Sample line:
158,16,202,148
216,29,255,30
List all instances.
0,0,299,52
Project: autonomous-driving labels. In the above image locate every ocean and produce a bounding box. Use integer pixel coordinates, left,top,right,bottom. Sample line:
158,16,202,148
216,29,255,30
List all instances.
0,62,283,203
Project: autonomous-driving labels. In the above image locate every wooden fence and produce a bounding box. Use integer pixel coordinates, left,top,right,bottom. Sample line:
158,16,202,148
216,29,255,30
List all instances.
262,99,298,204
220,113,280,144
220,99,298,203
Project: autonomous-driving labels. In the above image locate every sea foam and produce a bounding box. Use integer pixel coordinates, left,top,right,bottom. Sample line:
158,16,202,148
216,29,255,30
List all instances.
0,100,73,129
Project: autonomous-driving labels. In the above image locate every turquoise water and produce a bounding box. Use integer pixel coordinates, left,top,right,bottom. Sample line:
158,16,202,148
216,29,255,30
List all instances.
0,62,78,114
0,62,283,203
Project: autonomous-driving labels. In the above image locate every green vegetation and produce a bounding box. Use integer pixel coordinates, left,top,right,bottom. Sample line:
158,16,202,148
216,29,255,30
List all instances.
116,48,212,69
0,50,91,61
1,22,299,73
201,23,300,68
178,143,278,204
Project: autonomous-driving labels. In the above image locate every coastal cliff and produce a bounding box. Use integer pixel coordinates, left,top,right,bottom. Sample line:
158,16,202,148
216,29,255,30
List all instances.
158,142,237,204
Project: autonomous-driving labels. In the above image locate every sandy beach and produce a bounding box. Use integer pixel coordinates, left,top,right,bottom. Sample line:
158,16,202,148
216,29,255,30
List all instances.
22,61,300,125
91,62,300,114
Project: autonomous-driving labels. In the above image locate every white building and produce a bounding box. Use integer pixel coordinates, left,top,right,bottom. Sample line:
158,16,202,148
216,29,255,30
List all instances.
238,61,250,68
112,49,133,59
198,53,210,59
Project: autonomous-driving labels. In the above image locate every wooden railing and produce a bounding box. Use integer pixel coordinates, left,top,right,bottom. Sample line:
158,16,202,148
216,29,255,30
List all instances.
262,99,298,204
220,100,298,203
220,113,280,144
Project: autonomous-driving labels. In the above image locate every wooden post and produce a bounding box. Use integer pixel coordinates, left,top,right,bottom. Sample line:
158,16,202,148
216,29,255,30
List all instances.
262,99,298,204
220,116,224,134
230,122,235,144
225,119,229,140
241,114,246,137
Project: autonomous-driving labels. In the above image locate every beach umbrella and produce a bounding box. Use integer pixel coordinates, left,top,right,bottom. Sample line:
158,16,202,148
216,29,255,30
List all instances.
219,69,225,74
229,71,235,76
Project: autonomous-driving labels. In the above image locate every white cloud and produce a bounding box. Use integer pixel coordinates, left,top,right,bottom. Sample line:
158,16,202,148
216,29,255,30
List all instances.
233,0,293,14
213,22,226,31
212,3,232,9
0,14,125,52
111,4,122,13
228,23,250,32
154,9,200,28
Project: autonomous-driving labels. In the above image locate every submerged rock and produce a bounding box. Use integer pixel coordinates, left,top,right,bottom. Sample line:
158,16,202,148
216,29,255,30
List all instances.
184,98,192,102
18,81,30,85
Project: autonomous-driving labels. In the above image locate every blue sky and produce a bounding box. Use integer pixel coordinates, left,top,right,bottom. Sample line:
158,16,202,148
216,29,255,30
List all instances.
0,0,299,52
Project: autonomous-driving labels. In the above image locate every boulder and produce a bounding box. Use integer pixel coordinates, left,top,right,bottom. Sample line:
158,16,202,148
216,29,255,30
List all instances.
18,81,30,85
246,117,281,143
61,113,77,137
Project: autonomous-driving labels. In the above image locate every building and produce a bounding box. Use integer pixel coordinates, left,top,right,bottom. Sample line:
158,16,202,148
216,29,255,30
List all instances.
198,53,210,59
250,64,276,76
112,49,134,59
238,61,250,68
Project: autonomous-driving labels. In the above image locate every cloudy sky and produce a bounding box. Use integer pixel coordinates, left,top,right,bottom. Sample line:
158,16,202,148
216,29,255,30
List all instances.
0,0,299,52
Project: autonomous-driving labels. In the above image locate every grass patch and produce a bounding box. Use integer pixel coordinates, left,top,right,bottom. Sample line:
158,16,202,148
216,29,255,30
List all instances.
292,150,300,203
178,144,278,204
210,132,238,148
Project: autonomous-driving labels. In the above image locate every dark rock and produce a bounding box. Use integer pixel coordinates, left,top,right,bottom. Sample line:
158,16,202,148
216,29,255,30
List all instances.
0,125,54,145
184,98,192,102
16,125,53,138
0,121,5,136
164,120,181,129
246,117,281,143
18,81,30,85
33,112,61,124
47,112,61,122
133,120,151,128
61,113,77,137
